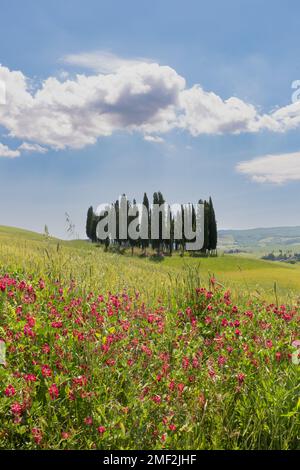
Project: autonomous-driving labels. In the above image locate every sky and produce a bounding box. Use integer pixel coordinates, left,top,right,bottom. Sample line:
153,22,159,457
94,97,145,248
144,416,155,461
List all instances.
1,0,300,238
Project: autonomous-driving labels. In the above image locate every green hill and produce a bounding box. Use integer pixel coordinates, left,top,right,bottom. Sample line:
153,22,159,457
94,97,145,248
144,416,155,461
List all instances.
218,226,300,250
1,224,300,302
0,225,47,241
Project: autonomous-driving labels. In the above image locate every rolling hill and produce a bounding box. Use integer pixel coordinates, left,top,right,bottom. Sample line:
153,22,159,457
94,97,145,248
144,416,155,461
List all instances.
218,226,300,250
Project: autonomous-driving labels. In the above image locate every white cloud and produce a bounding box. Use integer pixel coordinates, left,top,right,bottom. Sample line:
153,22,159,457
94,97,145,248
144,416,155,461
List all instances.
0,62,184,150
179,85,260,135
1,53,300,158
0,142,20,158
62,51,152,74
144,135,164,143
236,151,300,184
18,142,48,154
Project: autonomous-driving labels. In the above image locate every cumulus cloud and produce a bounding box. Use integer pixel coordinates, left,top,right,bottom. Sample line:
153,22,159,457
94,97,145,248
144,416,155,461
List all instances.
63,50,152,74
179,86,260,135
0,142,20,158
0,62,184,150
1,53,300,157
18,142,48,154
236,151,300,184
144,135,165,143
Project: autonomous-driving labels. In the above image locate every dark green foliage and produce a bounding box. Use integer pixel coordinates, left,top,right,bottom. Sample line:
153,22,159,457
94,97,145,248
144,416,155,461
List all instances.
208,197,217,252
86,192,217,256
86,206,94,241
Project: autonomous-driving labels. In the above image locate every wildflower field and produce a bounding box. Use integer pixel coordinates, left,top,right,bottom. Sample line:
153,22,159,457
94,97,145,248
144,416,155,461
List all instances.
0,227,299,450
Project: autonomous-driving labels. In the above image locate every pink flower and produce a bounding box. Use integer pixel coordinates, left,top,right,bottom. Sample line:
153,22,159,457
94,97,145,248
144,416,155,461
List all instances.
169,424,177,431
41,365,52,377
97,426,106,434
218,355,227,366
24,374,37,383
11,402,23,415
42,344,51,354
51,321,63,329
72,375,87,387
32,427,43,444
152,395,162,404
237,373,245,385
4,385,16,397
84,416,93,426
168,380,175,391
24,324,35,337
48,383,59,400
275,352,282,362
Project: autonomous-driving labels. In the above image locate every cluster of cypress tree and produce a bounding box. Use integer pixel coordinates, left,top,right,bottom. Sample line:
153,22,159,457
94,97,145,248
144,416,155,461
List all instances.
86,192,217,256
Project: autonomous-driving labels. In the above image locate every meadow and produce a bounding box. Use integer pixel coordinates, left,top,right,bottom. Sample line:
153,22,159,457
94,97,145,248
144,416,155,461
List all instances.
0,226,299,449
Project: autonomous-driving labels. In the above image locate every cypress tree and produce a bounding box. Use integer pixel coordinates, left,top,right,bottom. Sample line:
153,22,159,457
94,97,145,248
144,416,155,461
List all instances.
141,193,150,254
151,192,159,253
91,213,99,243
114,199,120,249
208,197,217,254
128,198,139,255
181,204,185,255
157,191,166,255
200,200,209,254
86,206,94,241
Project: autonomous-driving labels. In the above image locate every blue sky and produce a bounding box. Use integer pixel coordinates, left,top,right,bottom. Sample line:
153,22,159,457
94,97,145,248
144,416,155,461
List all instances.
1,0,300,238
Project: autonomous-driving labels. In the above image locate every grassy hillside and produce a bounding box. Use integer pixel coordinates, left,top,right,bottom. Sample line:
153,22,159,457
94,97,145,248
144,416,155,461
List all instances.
0,225,47,242
0,225,300,303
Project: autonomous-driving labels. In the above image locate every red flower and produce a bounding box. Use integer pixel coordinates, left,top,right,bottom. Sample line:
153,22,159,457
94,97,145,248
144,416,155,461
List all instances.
51,321,63,329
182,357,189,370
42,343,51,354
275,352,281,362
169,424,177,431
24,324,35,338
32,427,43,444
4,385,16,397
84,416,93,426
11,402,23,415
237,373,245,385
41,365,52,377
48,383,59,400
24,374,37,383
218,355,227,366
152,395,162,404
97,426,106,434
168,380,175,391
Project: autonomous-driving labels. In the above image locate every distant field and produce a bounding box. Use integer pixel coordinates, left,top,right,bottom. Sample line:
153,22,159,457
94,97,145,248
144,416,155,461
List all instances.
218,225,300,254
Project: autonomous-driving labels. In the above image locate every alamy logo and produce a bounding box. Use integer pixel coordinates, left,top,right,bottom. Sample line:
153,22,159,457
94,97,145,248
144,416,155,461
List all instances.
95,199,205,251
0,340,6,365
292,340,300,365
291,80,300,103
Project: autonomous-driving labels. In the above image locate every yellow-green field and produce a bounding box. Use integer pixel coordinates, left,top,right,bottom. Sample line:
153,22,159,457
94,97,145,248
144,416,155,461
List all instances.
1,225,300,305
